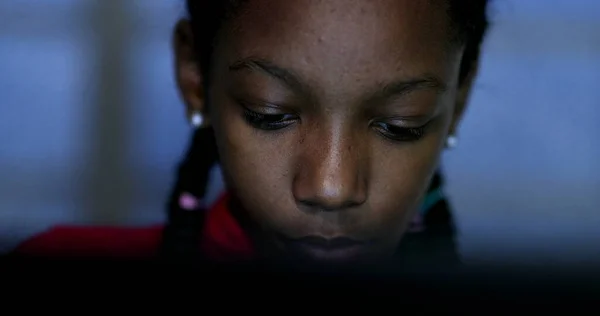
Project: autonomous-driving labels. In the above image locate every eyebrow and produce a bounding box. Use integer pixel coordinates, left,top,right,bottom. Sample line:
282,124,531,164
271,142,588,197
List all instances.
371,75,447,102
229,57,447,102
229,58,311,96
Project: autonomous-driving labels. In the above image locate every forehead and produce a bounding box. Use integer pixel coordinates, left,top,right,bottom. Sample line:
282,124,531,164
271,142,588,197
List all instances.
216,0,460,94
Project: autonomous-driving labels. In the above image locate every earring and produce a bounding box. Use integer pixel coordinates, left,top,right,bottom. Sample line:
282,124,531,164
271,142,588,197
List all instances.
190,111,204,128
446,135,458,149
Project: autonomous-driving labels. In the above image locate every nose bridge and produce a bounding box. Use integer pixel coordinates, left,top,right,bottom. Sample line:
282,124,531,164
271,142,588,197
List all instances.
294,120,367,210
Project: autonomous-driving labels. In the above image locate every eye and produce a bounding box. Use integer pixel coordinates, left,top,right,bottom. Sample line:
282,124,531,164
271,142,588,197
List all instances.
372,121,427,142
242,106,298,131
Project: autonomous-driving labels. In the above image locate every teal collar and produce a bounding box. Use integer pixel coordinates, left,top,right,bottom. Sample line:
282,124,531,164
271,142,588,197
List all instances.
419,187,445,216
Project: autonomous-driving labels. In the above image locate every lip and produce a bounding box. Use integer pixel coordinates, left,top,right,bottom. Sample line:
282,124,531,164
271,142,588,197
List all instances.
281,235,369,262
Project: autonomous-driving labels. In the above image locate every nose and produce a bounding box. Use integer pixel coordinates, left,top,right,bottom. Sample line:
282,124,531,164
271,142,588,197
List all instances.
292,124,368,212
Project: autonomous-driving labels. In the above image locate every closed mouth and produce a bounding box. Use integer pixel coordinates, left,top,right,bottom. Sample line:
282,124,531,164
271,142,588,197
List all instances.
280,235,370,262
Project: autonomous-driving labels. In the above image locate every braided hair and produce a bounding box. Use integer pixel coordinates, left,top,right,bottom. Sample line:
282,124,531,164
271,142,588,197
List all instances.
159,1,240,260
159,0,491,260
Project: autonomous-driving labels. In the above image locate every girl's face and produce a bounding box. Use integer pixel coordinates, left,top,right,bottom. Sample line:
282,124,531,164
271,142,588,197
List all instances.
177,0,475,263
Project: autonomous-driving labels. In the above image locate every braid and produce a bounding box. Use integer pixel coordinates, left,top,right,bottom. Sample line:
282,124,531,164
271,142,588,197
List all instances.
159,1,240,260
160,127,218,259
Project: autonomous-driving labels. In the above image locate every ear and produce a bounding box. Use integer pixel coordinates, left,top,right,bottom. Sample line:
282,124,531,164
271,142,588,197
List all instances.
173,19,210,127
449,60,479,137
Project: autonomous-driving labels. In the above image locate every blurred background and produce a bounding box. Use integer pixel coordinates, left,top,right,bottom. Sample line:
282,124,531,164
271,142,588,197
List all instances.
0,0,599,266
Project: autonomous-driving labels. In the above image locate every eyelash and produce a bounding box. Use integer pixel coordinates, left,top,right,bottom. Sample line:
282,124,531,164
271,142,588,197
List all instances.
242,105,428,142
372,122,427,142
242,107,298,131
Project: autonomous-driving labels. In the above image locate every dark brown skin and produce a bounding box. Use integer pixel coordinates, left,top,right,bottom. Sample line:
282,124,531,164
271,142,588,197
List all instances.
174,0,478,263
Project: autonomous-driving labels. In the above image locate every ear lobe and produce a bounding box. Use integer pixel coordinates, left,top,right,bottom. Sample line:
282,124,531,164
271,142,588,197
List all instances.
173,19,207,122
449,60,479,136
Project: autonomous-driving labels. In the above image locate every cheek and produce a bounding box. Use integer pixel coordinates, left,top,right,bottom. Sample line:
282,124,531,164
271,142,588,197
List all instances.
367,128,447,238
211,99,297,225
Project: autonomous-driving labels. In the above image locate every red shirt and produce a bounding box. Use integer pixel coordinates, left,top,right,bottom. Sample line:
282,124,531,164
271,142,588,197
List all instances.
12,193,255,261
